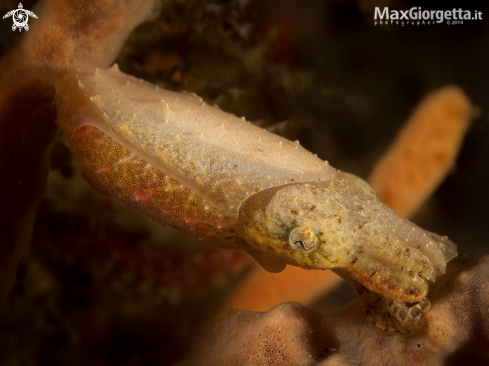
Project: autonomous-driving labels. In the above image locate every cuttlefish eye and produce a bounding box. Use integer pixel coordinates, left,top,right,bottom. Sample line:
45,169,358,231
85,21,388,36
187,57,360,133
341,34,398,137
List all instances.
289,227,319,254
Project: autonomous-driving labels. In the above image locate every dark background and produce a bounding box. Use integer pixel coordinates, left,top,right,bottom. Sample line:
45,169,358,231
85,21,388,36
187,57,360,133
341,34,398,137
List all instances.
0,0,488,364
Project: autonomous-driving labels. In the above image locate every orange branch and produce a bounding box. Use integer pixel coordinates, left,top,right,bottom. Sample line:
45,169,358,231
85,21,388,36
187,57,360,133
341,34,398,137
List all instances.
368,86,475,218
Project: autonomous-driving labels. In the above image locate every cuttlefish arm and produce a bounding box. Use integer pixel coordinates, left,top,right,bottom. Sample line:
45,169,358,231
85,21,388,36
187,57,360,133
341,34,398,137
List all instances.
55,66,457,333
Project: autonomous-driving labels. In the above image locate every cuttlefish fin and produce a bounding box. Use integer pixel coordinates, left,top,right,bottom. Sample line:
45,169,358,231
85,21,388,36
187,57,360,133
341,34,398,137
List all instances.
245,246,287,273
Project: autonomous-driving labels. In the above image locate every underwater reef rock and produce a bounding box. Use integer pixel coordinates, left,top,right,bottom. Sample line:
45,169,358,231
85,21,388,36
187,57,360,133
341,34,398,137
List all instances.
176,255,489,365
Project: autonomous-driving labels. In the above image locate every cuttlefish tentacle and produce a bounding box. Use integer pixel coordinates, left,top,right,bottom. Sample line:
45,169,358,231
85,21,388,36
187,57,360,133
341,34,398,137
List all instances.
335,268,432,334
55,66,457,333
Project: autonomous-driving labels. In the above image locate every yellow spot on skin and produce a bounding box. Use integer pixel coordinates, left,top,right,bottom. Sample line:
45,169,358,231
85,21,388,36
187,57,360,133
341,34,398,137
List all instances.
119,124,132,134
158,153,169,162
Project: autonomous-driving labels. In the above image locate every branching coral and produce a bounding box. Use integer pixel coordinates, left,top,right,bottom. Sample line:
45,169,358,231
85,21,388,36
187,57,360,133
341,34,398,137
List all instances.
0,0,160,307
368,86,475,218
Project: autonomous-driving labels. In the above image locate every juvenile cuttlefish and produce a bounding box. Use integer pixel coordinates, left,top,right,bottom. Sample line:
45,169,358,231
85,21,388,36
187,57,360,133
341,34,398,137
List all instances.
55,66,457,333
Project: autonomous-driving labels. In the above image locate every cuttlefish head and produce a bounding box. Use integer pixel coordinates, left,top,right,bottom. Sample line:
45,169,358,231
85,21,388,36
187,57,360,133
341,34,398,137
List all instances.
237,171,457,303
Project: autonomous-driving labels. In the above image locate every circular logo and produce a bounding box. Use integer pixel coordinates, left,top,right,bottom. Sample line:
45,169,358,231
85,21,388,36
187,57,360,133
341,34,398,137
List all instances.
12,9,28,29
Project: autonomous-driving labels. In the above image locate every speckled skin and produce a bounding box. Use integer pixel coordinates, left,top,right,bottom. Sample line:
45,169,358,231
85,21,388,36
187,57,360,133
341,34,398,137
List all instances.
55,67,457,333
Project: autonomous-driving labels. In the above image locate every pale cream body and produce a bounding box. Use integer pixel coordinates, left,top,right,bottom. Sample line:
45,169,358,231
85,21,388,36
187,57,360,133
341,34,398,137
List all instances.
56,66,457,333
71,66,337,215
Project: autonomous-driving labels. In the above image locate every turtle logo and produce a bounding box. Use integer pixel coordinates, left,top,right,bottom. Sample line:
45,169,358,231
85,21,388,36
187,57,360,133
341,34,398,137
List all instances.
3,3,38,32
